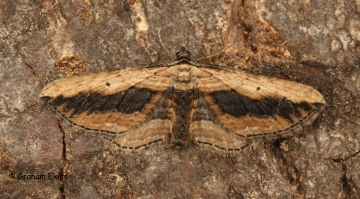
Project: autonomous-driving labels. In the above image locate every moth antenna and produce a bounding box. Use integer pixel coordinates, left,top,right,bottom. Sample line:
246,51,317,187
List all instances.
197,44,233,62
158,28,172,58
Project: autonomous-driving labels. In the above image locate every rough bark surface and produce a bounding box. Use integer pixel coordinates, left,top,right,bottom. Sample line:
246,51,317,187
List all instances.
0,0,359,198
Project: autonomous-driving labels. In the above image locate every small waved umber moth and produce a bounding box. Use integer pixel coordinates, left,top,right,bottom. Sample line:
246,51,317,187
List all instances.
40,47,325,151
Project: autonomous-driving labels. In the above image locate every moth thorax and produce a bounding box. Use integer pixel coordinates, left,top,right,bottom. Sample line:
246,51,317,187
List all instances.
176,64,192,82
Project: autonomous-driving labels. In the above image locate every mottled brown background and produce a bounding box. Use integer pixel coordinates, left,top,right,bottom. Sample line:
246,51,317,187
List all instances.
0,0,359,198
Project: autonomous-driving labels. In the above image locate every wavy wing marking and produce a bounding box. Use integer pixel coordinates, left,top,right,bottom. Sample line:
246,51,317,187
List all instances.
40,67,173,148
191,67,325,150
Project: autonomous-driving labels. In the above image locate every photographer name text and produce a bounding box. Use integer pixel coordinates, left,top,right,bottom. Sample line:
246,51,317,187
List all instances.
9,172,67,180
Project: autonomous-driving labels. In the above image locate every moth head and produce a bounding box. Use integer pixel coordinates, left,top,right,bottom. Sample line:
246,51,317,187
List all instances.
175,47,192,62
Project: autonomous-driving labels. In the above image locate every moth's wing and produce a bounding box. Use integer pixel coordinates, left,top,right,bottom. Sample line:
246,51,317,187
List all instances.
192,67,325,150
191,88,247,151
40,67,173,149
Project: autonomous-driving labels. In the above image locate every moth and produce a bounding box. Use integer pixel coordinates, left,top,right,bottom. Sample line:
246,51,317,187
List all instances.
40,47,326,151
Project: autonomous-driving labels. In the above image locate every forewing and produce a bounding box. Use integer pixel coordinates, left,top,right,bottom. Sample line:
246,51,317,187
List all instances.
40,67,173,149
192,67,325,150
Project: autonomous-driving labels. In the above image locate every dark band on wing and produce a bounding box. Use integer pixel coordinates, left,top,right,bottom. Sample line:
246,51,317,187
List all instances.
193,89,219,121
44,87,155,117
144,87,172,121
210,89,321,122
